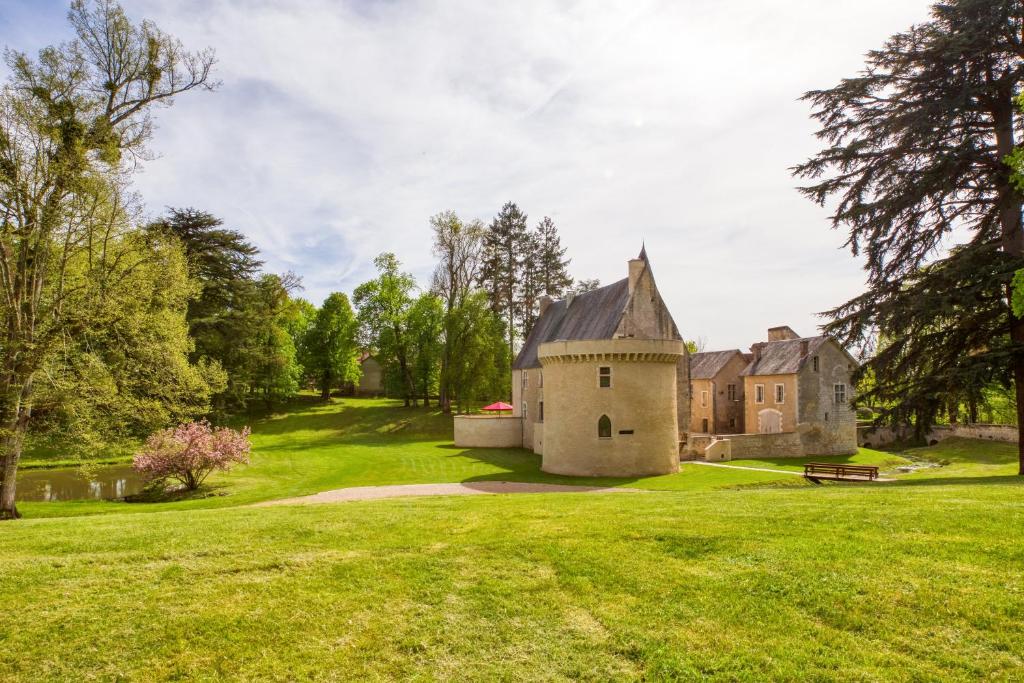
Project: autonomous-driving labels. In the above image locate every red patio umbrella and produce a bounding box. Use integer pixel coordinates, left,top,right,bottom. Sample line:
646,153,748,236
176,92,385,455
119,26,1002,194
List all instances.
481,401,514,417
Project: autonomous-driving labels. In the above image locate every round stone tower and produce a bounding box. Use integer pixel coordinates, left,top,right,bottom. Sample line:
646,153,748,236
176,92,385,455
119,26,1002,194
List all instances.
538,338,687,477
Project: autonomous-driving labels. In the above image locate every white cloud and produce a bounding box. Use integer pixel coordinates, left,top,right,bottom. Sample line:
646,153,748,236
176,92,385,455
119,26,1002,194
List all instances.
1,0,935,349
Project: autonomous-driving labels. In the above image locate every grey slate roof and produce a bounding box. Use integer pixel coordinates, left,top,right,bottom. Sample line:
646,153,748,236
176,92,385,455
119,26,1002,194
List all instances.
512,278,631,370
740,336,829,376
690,350,743,379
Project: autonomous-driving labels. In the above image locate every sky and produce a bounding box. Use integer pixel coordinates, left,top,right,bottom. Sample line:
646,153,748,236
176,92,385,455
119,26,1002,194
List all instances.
0,0,936,350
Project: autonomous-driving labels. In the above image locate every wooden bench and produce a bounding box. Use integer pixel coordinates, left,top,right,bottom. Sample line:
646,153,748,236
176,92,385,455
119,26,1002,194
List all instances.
803,462,879,483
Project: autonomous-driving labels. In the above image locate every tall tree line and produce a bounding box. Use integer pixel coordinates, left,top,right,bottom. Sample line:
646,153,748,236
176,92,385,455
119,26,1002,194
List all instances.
478,202,573,363
794,0,1024,473
0,0,218,518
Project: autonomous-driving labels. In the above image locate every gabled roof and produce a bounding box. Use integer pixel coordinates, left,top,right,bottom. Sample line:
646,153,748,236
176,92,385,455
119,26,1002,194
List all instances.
740,336,830,376
512,278,631,370
690,350,744,379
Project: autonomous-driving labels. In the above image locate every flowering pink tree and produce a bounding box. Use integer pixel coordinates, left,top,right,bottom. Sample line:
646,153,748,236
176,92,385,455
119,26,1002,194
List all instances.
133,421,252,491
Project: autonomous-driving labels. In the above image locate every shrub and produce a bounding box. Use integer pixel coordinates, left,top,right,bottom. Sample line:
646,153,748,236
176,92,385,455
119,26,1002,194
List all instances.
133,421,251,491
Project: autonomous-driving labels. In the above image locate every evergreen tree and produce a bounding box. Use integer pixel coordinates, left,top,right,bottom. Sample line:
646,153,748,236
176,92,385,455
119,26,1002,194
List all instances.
535,217,573,298
148,208,262,367
517,230,543,339
479,202,529,365
793,0,1024,471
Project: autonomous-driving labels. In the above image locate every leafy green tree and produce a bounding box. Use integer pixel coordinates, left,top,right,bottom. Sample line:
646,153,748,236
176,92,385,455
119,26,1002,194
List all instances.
0,0,217,518
430,210,484,412
447,292,511,412
30,225,226,455
793,0,1024,471
354,253,417,406
406,293,445,407
572,278,601,294
242,274,304,407
303,293,361,400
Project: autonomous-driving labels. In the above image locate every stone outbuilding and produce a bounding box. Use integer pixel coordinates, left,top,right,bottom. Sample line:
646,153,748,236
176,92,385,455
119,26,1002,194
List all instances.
735,326,858,456
355,352,384,396
689,349,748,435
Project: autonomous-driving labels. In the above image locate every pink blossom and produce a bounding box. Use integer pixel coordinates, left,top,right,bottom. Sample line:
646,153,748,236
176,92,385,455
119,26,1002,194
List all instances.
133,421,252,491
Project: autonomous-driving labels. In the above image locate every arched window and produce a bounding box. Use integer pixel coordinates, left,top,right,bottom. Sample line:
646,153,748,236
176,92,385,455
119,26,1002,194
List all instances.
598,414,612,439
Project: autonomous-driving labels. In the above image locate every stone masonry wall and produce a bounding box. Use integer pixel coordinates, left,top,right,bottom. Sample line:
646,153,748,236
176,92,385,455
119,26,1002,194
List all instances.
453,415,523,448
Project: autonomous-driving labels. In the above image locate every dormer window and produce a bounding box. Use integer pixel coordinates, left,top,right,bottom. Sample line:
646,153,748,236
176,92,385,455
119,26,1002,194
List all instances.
598,366,612,388
812,356,819,372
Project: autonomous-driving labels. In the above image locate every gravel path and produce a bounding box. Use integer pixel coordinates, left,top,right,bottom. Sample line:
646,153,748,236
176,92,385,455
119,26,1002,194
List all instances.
255,481,644,506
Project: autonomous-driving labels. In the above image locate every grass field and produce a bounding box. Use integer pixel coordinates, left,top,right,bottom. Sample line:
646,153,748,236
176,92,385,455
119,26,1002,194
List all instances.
3,398,1023,680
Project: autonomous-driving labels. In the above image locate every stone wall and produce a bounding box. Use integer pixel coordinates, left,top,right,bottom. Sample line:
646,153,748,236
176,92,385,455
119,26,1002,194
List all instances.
727,431,804,458
453,415,523,448
858,423,1018,448
703,438,732,462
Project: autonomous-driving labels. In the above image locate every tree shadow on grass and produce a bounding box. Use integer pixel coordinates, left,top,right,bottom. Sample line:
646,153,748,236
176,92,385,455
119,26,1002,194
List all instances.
435,444,644,488
250,401,453,451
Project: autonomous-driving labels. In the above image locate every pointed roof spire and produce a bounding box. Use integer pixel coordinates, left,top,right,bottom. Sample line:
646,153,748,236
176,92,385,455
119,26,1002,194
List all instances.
638,242,648,261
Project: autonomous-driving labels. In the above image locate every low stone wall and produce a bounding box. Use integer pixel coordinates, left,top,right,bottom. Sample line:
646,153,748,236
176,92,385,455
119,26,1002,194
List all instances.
683,434,714,459
703,439,732,462
453,415,523,448
858,423,1018,448
727,431,804,458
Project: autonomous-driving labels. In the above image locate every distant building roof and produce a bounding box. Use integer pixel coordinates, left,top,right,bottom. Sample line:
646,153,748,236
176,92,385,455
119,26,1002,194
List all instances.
513,278,631,370
740,336,829,376
690,350,744,379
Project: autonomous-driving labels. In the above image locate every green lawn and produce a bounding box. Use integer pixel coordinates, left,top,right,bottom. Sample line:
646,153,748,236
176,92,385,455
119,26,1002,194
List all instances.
18,397,842,518
4,399,1023,680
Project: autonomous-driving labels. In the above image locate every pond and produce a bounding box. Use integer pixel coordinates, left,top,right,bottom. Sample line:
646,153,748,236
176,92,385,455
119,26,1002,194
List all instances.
15,464,146,502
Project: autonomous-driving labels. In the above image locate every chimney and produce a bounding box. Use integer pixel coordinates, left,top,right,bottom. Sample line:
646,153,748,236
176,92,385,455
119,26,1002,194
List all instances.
751,342,766,361
628,258,644,295
538,295,553,317
767,326,800,342
799,339,809,357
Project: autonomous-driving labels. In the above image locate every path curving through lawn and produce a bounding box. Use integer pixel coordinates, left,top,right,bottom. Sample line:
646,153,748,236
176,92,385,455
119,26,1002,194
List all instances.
254,481,646,506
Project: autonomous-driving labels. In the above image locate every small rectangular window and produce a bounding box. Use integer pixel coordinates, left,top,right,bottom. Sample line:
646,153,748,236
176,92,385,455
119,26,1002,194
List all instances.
701,390,708,408
522,401,527,419
727,384,737,401
539,372,543,388
598,366,612,388
701,418,709,433
834,383,847,404
754,384,765,404
729,417,736,429
775,384,785,404
521,372,528,389
539,401,544,422
812,356,819,372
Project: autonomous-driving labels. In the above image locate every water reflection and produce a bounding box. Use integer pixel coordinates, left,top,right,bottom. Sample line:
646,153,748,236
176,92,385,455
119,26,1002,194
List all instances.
15,464,145,502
